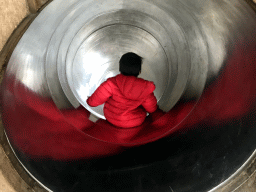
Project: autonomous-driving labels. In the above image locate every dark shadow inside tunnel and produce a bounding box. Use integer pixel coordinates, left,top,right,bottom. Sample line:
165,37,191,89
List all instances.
12,110,256,192
1,0,256,192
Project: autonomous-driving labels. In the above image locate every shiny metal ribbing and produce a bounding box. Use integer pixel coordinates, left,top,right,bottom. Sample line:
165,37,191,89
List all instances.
5,0,255,118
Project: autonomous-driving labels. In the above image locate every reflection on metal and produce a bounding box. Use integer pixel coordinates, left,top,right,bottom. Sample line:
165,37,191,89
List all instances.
1,0,256,191
69,24,169,118
3,130,53,192
5,0,255,117
209,149,256,192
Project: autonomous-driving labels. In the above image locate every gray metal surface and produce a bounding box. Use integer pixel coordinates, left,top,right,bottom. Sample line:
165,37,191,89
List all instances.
1,0,256,191
5,0,202,117
6,0,255,118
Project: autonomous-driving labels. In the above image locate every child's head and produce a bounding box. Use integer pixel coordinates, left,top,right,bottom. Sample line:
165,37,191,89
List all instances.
119,52,143,77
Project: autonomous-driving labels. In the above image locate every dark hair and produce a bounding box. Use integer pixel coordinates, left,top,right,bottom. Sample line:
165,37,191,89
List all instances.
119,52,142,77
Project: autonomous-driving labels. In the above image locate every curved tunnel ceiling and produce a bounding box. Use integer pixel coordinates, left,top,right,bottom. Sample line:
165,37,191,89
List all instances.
1,0,256,191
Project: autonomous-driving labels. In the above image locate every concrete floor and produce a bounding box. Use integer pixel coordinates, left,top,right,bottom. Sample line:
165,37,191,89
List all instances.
1,0,256,191
0,1,30,191
0,0,29,51
0,147,16,192
0,145,31,192
238,173,256,192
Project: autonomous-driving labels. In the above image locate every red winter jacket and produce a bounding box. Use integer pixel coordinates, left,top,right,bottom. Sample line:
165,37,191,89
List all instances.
87,74,158,128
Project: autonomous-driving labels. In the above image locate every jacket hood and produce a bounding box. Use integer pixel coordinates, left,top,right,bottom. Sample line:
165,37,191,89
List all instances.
115,74,155,100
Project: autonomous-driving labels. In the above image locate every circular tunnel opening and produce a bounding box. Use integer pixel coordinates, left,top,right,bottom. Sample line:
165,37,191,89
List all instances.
68,23,170,119
1,0,256,192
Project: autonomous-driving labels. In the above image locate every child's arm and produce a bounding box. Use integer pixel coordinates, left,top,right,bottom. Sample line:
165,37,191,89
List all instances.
142,93,158,113
87,81,112,107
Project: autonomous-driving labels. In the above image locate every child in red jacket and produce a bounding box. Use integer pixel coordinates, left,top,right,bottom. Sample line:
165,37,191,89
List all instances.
86,52,158,128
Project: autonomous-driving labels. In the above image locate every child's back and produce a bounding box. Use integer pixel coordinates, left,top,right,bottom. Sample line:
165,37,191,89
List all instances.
87,52,157,128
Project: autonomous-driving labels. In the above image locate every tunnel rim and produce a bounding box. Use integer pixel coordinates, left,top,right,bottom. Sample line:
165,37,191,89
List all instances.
1,0,256,192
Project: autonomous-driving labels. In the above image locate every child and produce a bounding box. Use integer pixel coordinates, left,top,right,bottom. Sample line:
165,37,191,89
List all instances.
86,52,158,128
